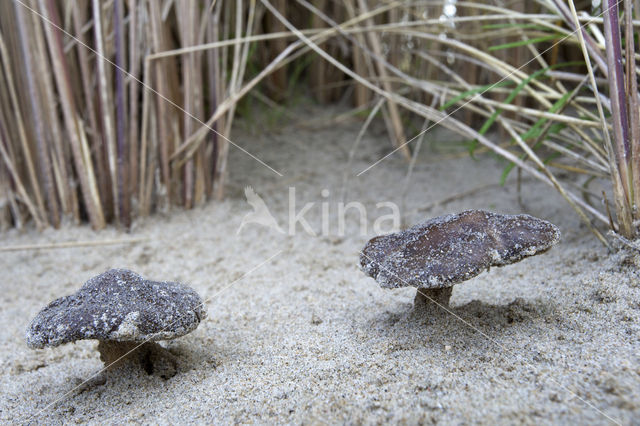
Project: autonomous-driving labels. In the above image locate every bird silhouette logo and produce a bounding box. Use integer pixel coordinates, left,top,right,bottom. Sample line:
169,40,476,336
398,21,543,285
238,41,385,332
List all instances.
237,186,285,235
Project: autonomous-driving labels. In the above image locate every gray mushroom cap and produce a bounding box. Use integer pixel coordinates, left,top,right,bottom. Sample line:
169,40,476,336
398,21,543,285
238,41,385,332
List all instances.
360,210,561,290
26,269,206,349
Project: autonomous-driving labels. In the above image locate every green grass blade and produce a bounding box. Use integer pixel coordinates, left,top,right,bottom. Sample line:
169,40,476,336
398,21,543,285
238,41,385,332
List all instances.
440,81,514,111
488,34,563,51
500,92,573,184
469,61,583,157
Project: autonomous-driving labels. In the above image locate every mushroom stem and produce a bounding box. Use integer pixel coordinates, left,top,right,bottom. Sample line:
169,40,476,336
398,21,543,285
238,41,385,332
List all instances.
97,340,178,378
414,287,453,310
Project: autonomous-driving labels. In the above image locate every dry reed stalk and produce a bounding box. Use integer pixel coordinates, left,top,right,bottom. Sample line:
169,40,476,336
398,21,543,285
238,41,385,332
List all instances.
205,7,221,199
114,0,130,228
191,6,206,207
2,0,634,242
342,0,373,108
0,112,42,229
0,159,9,231
146,29,319,60
342,96,386,202
147,0,172,209
190,2,214,202
313,2,347,103
352,46,370,106
602,1,632,196
39,0,105,229
356,0,410,160
178,1,400,165
387,4,401,77
565,0,634,238
2,0,259,228
142,95,159,217
71,3,109,214
16,2,60,228
410,22,605,241
138,57,152,215
551,0,607,75
128,0,140,202
300,0,444,151
457,1,482,126
308,0,330,103
216,0,247,200
265,1,610,240
0,237,148,252
213,0,231,200
188,3,214,206
93,0,119,223
265,0,288,100
0,14,46,228
169,2,400,162
30,2,75,221
377,27,601,143
177,1,195,208
602,0,638,236
625,0,640,221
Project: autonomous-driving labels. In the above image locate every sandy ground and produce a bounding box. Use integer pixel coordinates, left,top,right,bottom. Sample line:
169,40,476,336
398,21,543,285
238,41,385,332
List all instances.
1,105,639,424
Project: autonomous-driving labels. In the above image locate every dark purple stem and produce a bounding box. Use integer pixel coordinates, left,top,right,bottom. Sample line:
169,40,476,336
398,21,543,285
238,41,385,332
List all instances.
603,0,631,163
624,0,640,210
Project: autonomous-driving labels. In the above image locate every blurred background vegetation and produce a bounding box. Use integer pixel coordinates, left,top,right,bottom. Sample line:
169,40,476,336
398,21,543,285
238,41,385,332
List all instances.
0,0,638,246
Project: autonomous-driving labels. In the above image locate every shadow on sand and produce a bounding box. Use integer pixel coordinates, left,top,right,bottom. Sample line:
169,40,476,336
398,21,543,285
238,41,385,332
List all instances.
367,296,555,356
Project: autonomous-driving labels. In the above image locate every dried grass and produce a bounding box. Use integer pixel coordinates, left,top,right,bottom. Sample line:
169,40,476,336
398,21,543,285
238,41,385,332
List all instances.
0,0,638,243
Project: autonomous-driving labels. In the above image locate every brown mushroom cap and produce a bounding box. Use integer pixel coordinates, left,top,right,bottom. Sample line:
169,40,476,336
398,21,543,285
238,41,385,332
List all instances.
360,210,561,290
26,269,206,349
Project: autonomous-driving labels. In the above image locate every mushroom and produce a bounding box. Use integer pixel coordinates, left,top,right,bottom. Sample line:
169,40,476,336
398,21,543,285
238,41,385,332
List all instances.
360,210,560,309
26,268,206,378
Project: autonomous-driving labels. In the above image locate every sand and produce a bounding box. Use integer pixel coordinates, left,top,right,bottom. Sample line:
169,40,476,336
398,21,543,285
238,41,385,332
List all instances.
1,105,639,424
